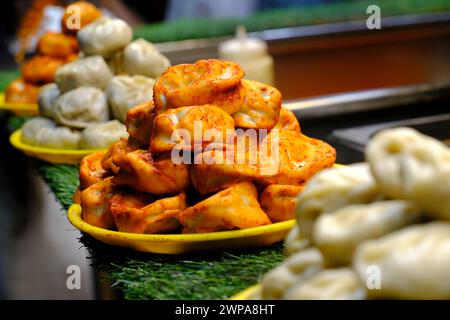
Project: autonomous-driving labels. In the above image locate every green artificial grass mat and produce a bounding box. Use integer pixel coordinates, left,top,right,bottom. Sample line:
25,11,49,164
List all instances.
134,0,450,43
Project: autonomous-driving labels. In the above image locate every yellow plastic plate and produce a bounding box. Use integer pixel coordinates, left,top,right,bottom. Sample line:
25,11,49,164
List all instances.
0,92,38,115
10,129,104,164
230,285,262,300
68,203,296,254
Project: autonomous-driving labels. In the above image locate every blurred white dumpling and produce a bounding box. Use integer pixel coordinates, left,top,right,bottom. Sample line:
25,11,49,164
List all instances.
106,75,155,122
54,86,109,129
123,38,170,78
283,225,309,256
38,83,60,119
313,200,421,267
55,56,113,93
283,268,366,300
366,127,450,221
353,222,450,299
80,120,128,149
21,117,81,149
296,163,382,239
77,17,132,57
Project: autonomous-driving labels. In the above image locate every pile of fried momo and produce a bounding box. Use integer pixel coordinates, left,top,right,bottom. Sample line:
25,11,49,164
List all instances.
254,127,450,300
20,10,170,150
76,59,336,235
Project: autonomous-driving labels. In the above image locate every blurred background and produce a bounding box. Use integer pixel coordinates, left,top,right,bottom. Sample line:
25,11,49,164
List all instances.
0,0,449,299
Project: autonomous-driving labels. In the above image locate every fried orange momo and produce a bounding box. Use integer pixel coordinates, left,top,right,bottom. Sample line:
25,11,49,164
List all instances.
260,184,304,222
273,107,301,132
61,1,102,34
110,192,186,234
80,177,116,229
260,131,336,186
5,78,39,104
232,79,282,129
153,59,244,114
22,55,65,84
37,32,78,58
126,101,155,146
113,150,190,194
150,104,235,153
179,182,271,233
79,151,108,190
101,139,130,174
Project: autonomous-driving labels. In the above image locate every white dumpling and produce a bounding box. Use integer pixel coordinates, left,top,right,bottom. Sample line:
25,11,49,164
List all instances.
353,222,450,299
77,17,132,57
296,163,382,239
106,75,155,122
55,56,113,92
21,117,81,149
122,38,170,78
366,127,450,221
38,83,60,119
261,248,324,299
284,225,310,256
80,120,128,149
283,268,366,300
105,50,124,75
313,200,421,267
54,86,109,129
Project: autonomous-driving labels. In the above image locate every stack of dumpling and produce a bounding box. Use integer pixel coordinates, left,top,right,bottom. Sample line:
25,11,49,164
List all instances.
255,127,450,300
76,59,336,236
21,14,171,150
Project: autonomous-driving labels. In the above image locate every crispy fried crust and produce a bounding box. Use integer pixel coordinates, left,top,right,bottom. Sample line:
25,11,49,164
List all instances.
79,151,108,190
153,59,244,114
22,55,65,84
260,184,304,222
5,78,39,104
37,32,78,58
273,107,301,132
179,182,271,233
125,101,155,146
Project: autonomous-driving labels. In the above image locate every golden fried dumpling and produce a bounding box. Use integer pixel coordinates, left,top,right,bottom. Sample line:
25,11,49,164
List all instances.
179,182,271,233
61,1,102,34
231,79,281,129
80,177,116,229
260,184,304,222
150,104,235,153
22,55,65,84
79,151,108,190
113,150,190,195
125,101,155,147
37,32,78,58
101,138,131,174
259,130,336,186
273,107,301,132
5,78,39,104
110,192,186,234
153,59,244,114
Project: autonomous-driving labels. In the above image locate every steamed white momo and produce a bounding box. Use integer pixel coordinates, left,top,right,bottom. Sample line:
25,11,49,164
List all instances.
284,225,310,256
77,17,132,57
353,222,450,299
261,248,324,299
21,117,81,149
296,163,382,239
80,120,128,149
54,86,109,129
106,75,155,122
366,127,450,221
283,268,366,300
38,83,60,119
55,56,113,92
123,38,170,78
313,200,421,267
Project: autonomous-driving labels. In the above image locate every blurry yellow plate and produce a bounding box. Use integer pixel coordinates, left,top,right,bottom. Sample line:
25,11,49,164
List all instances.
10,129,104,164
0,92,38,116
231,285,262,300
68,203,296,254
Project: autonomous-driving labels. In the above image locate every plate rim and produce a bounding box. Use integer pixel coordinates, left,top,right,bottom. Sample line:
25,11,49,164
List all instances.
0,92,38,111
68,203,296,243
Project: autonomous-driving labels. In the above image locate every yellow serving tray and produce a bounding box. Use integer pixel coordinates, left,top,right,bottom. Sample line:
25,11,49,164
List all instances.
68,203,296,254
0,92,38,116
230,285,262,300
10,129,104,164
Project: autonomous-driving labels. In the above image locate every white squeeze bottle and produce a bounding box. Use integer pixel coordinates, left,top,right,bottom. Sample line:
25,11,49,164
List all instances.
218,26,275,85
